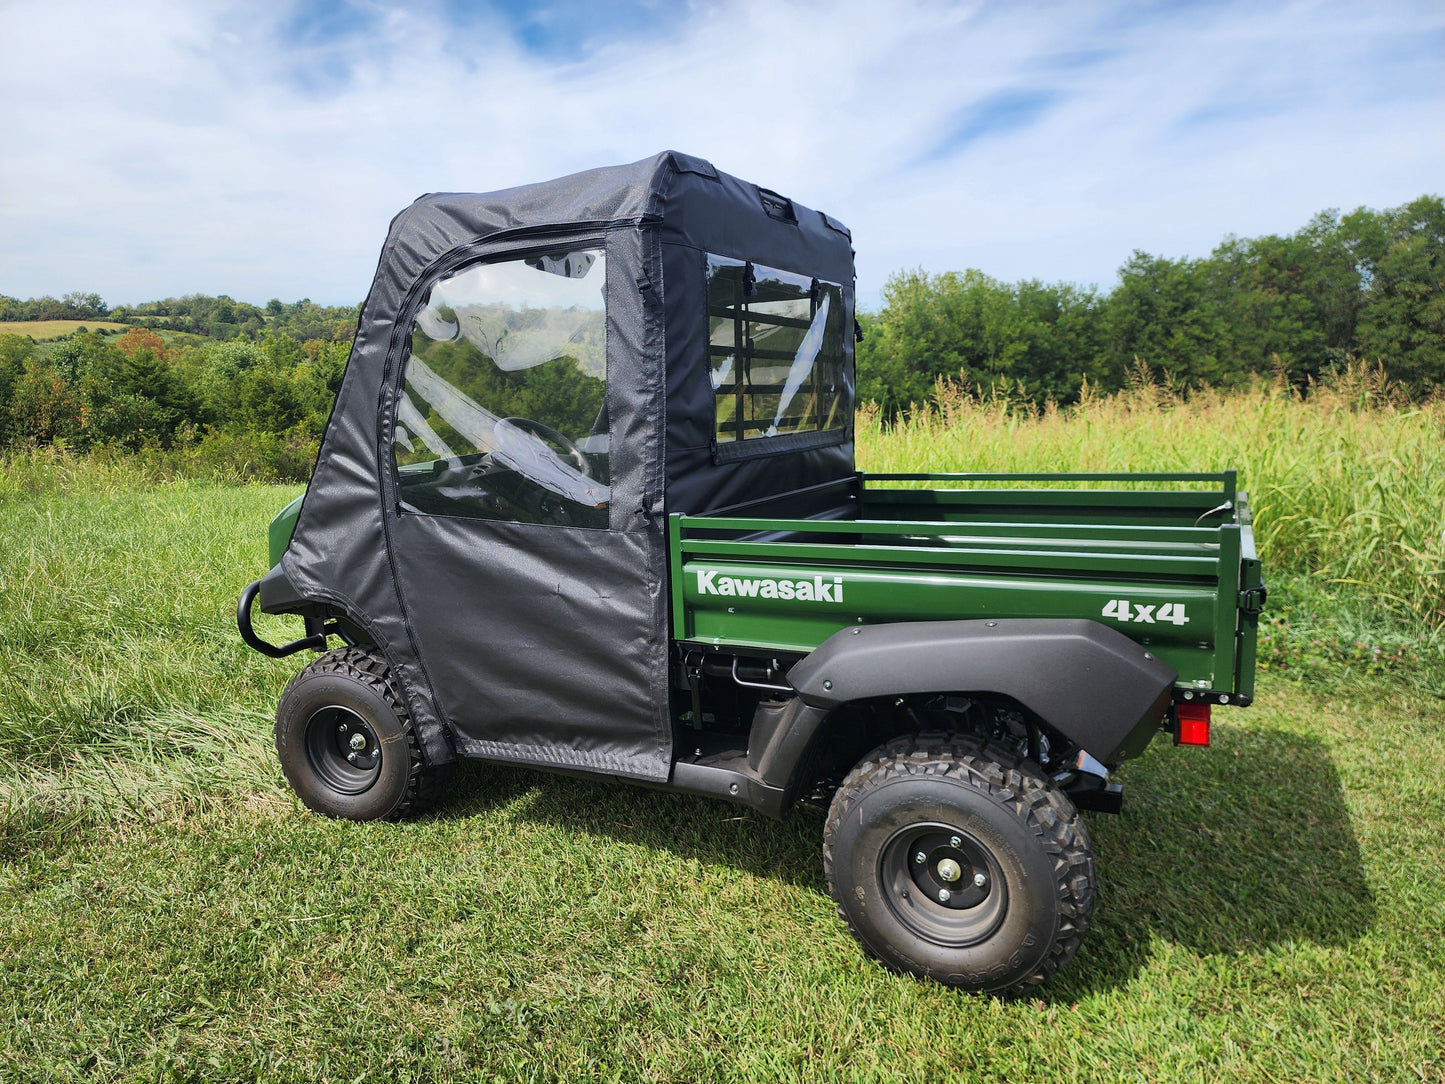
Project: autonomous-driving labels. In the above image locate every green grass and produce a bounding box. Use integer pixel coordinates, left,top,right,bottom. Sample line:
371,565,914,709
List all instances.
2,439,1443,1081
0,479,298,850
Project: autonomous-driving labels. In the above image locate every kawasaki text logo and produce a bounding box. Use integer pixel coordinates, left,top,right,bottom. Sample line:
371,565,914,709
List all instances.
696,570,843,604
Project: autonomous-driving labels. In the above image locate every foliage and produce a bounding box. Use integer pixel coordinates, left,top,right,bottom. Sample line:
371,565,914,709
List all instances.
114,326,171,360
1350,195,1445,388
0,290,106,321
1255,573,1443,694
0,329,340,475
0,434,319,495
0,333,28,434
857,269,1105,415
860,194,1444,415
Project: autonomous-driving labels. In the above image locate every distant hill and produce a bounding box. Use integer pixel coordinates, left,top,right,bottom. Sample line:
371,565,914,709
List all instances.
0,293,362,345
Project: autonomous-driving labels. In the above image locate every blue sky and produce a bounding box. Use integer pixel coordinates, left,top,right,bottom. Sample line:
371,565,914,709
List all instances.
2,0,1441,311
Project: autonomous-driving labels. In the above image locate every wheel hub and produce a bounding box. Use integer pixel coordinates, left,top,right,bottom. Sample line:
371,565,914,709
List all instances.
302,706,382,795
880,822,1009,947
904,830,991,909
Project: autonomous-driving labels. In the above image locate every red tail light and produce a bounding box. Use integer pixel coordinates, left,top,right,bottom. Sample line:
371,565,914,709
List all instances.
1175,703,1211,746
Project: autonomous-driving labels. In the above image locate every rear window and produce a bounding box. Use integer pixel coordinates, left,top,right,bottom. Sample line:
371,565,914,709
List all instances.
706,255,849,457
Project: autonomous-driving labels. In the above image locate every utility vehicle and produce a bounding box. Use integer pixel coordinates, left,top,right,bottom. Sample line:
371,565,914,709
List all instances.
239,151,1264,995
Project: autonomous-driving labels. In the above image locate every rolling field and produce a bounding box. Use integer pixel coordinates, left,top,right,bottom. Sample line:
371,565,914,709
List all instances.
0,319,131,339
1,381,1443,1082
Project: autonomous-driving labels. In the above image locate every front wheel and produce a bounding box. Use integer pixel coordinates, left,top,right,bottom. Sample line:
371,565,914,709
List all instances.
274,646,452,821
823,734,1095,996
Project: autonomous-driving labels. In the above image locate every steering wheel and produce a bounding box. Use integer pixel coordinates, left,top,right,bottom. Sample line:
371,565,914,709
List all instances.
496,417,591,477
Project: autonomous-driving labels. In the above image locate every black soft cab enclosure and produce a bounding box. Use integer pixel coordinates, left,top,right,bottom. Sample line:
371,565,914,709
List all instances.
260,151,857,783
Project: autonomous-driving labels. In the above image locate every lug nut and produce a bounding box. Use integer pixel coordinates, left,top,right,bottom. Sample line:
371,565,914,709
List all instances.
973,872,987,887
949,835,961,848
914,851,927,865
338,722,349,733
346,751,359,764
938,889,951,903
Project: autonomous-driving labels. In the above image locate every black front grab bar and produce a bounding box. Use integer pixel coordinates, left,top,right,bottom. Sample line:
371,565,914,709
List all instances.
237,579,329,659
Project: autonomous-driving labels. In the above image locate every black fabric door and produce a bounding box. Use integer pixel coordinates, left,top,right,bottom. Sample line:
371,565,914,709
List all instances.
380,226,671,781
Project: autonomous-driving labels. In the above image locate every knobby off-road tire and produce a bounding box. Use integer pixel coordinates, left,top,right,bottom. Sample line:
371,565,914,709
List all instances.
275,646,452,821
823,733,1095,996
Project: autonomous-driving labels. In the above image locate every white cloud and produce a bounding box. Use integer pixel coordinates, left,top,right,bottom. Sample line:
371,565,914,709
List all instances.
0,0,1440,309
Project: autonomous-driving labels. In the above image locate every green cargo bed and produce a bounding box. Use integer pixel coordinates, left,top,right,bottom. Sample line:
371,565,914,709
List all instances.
668,471,1263,703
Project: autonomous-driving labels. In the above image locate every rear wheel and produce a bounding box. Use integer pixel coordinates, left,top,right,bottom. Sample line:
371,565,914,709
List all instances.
275,646,451,820
823,733,1094,996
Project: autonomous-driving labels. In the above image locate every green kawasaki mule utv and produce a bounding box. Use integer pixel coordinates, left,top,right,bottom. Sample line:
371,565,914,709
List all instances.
239,151,1264,995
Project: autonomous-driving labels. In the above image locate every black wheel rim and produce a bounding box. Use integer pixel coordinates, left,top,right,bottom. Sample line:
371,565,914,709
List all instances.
303,705,382,795
879,822,1009,947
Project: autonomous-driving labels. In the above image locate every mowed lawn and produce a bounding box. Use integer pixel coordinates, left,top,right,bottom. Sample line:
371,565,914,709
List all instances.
1,479,1442,1082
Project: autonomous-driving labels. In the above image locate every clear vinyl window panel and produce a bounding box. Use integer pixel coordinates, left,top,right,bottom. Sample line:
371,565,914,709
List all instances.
391,247,609,528
707,255,848,447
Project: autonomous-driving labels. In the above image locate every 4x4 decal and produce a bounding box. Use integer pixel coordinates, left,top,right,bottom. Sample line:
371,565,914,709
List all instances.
1102,598,1190,625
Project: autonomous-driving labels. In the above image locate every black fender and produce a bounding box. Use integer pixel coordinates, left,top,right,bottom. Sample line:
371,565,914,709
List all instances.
256,561,315,616
778,618,1176,769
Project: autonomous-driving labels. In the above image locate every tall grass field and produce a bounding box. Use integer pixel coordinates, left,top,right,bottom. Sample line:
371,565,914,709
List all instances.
1,374,1442,1082
858,366,1445,630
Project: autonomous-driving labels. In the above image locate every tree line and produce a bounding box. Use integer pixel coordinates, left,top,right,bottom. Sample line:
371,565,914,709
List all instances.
858,194,1443,415
0,291,110,322
0,326,347,478
0,292,361,344
0,193,1437,480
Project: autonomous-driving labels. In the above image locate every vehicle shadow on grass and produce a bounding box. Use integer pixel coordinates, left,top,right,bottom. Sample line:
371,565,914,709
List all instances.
433,723,1374,996
1052,723,1376,998
436,758,827,891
